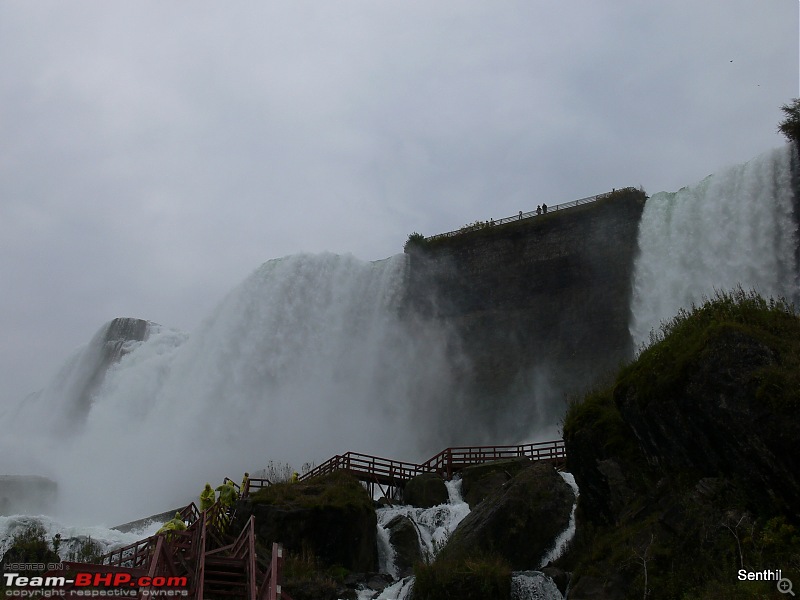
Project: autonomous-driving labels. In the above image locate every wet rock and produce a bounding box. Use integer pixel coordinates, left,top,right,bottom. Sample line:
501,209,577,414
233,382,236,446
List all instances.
237,472,377,572
403,473,448,508
440,462,573,569
385,514,422,577
459,457,531,507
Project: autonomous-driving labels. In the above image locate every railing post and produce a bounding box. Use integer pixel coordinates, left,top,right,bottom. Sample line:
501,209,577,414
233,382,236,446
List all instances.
447,449,452,480
270,543,284,600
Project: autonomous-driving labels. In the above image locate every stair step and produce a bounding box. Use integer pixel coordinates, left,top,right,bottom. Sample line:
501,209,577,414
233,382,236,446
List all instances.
203,579,247,587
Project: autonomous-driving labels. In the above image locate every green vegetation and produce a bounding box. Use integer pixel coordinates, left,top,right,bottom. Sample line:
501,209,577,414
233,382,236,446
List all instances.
620,288,800,412
283,548,347,600
249,471,373,511
404,231,428,253
66,536,104,563
778,98,800,144
563,289,800,599
0,521,60,567
254,460,314,483
413,556,511,600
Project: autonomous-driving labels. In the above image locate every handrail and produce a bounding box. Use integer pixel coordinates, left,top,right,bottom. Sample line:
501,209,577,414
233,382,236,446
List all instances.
426,187,637,241
245,477,272,496
299,440,566,484
50,495,291,600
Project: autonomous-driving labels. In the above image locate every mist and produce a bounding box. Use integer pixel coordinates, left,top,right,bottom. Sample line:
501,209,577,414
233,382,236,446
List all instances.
3,253,469,525
630,145,799,347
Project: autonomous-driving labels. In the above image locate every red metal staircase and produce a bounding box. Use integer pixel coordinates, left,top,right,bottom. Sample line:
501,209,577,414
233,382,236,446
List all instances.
43,492,291,600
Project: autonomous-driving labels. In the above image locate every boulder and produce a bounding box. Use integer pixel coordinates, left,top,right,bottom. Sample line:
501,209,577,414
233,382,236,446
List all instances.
440,462,573,569
403,473,448,508
385,514,422,577
459,457,531,507
237,471,377,572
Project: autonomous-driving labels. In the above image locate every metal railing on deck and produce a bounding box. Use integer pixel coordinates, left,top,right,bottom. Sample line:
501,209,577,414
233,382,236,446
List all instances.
426,187,637,241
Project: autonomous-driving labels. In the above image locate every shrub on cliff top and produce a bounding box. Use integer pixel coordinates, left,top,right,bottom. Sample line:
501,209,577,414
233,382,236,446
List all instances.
404,232,428,253
778,98,800,144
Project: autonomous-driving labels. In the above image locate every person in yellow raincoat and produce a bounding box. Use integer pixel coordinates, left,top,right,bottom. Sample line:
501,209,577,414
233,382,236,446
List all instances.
200,483,215,511
291,472,299,483
216,481,238,507
157,512,187,541
241,472,250,496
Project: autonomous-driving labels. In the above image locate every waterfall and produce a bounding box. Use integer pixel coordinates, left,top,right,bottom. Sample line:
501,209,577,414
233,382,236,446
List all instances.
630,145,799,347
538,471,578,568
2,253,462,524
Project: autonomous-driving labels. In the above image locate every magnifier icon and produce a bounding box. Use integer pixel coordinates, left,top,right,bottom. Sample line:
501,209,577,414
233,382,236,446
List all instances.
778,578,795,596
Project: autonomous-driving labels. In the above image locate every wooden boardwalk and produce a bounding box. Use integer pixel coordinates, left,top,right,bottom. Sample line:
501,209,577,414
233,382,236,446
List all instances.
246,440,566,501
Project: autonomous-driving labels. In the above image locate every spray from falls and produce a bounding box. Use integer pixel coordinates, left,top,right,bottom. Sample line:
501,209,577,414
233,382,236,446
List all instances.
630,145,799,346
3,253,464,524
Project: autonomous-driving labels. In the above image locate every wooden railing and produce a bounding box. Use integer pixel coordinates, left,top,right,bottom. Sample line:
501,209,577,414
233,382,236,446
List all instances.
303,451,425,483
300,439,566,485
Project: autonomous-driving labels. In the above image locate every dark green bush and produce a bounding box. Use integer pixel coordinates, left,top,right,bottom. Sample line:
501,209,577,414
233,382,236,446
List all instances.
413,556,511,600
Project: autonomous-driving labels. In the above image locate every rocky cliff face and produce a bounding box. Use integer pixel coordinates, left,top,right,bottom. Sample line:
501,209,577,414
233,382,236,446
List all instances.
70,317,151,416
405,189,647,440
563,291,800,599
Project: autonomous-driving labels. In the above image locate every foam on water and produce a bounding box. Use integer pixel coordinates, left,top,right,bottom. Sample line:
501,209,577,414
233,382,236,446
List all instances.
376,478,470,577
0,514,163,561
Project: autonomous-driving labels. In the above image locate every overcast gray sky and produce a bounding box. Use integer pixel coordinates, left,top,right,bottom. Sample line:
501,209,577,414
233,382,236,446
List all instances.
1,0,798,406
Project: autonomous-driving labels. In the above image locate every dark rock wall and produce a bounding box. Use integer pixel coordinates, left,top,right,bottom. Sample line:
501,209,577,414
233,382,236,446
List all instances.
68,317,151,418
405,189,647,440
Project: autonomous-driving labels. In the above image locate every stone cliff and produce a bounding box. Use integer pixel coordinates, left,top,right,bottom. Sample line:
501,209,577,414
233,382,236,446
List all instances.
404,188,647,440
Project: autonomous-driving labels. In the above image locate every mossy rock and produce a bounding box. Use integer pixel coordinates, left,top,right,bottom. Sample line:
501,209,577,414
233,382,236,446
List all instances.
240,472,377,572
563,291,800,599
459,457,531,507
403,473,448,508
440,462,573,569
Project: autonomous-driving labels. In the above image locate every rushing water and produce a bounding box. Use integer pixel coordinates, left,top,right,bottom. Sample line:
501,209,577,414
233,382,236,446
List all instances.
538,471,578,568
376,478,470,577
2,253,464,524
630,145,798,347
0,514,161,563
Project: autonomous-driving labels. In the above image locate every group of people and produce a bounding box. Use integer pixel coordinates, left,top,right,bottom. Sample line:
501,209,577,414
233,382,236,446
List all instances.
536,203,548,215
155,473,251,539
200,472,251,511
156,470,303,539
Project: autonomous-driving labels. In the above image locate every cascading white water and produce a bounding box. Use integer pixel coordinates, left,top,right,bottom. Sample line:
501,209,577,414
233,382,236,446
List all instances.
376,478,470,578
538,471,578,569
0,514,162,563
630,145,798,347
2,253,462,525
